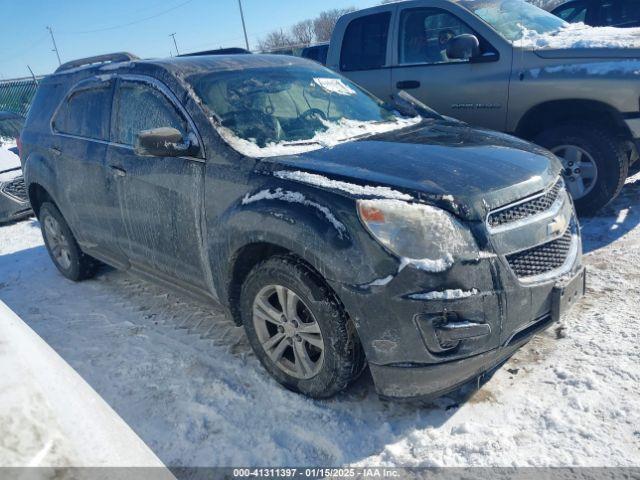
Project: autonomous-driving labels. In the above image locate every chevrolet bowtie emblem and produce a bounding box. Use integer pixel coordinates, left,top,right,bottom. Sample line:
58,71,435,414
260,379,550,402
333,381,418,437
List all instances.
548,215,568,236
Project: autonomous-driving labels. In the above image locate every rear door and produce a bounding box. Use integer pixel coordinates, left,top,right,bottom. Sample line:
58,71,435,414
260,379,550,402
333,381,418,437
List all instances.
50,77,128,265
336,10,395,100
390,6,511,131
106,76,207,288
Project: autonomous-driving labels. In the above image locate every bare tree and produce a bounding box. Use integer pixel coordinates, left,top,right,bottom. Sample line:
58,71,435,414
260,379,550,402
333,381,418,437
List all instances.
258,29,294,52
313,7,355,42
291,19,315,46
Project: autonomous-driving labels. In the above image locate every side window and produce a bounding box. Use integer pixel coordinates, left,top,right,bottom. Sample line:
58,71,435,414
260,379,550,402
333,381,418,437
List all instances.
114,81,188,146
399,9,482,65
340,12,391,71
53,82,112,140
554,2,588,23
598,0,640,26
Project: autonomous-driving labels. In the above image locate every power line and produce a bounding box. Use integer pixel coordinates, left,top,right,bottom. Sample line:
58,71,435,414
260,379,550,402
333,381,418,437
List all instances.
60,0,196,35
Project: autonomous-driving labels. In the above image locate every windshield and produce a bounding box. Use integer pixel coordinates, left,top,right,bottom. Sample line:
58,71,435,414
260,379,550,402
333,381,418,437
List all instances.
188,65,420,157
460,0,567,42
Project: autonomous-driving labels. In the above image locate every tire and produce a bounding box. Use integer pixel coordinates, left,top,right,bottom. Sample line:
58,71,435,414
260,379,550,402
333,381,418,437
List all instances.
240,255,365,398
535,123,629,215
39,202,99,281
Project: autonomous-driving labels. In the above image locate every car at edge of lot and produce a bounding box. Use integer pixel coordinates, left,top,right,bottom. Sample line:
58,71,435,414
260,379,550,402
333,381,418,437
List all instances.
19,52,585,401
327,0,640,215
0,111,32,223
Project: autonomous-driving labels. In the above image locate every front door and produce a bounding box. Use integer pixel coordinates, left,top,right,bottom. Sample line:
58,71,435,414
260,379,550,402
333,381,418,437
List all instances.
391,7,511,131
106,77,207,288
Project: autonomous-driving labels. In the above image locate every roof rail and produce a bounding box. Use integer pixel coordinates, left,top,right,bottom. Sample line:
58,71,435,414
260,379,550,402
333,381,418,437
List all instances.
55,52,139,74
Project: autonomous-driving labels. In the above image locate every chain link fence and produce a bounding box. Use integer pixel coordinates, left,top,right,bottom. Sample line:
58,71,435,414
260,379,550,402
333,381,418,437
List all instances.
0,77,42,117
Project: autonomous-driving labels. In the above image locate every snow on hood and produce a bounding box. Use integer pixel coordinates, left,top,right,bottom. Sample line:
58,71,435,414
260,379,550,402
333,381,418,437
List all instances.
519,23,640,50
217,116,422,158
0,140,20,174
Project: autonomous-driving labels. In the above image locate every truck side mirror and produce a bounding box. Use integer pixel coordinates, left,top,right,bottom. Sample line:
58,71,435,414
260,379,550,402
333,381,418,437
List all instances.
446,34,481,61
134,127,199,158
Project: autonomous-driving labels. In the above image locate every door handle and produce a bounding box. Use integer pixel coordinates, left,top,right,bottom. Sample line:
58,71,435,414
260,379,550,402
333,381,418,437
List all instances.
396,80,420,90
49,147,61,157
109,165,127,177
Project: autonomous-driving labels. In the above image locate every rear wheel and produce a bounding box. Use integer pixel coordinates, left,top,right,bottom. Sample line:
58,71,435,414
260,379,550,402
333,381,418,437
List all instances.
39,202,99,281
240,255,365,398
535,123,629,215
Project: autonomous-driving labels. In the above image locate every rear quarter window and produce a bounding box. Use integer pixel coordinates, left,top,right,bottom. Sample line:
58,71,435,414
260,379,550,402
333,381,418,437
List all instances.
340,12,391,71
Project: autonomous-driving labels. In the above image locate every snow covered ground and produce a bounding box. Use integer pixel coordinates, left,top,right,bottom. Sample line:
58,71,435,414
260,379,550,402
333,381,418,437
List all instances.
0,174,638,467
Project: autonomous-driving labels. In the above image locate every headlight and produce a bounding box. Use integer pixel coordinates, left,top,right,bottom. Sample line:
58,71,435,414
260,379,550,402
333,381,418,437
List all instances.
357,199,477,271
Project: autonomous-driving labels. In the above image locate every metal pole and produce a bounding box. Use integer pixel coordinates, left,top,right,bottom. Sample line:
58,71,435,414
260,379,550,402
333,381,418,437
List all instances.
169,33,180,56
46,26,62,66
238,0,250,51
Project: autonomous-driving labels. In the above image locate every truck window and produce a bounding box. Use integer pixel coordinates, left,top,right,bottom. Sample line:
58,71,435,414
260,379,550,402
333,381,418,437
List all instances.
553,1,588,23
114,81,187,146
340,12,391,71
53,82,112,141
597,0,640,26
399,9,478,65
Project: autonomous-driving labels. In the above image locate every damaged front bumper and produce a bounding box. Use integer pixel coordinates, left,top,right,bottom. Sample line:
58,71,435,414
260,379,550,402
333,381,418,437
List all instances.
0,173,32,223
331,214,585,401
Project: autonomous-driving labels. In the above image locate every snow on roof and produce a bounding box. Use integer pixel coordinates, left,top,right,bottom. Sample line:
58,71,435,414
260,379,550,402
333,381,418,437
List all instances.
519,23,640,49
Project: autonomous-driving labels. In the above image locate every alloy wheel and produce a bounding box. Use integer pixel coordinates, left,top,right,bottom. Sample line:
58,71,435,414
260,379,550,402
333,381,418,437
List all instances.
43,215,72,270
252,285,324,379
551,144,598,199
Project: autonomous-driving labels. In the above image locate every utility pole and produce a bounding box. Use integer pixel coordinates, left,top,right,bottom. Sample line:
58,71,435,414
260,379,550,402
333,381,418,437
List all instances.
27,65,38,86
46,26,62,66
169,33,180,56
237,0,250,51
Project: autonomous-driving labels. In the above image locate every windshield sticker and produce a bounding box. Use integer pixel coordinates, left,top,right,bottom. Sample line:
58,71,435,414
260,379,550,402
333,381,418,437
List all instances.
313,78,356,96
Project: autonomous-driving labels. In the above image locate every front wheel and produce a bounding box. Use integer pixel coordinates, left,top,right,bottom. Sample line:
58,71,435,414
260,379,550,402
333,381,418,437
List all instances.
240,255,365,398
535,123,629,215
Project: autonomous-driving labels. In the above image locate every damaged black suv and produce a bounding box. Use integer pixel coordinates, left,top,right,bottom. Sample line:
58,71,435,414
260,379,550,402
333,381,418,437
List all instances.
20,52,585,400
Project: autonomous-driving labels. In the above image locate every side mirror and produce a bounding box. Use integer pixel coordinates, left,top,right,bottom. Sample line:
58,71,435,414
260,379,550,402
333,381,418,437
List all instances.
134,127,199,157
446,34,481,61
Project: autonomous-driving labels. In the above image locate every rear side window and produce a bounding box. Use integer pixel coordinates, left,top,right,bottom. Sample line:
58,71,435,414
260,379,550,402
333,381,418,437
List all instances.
114,80,187,146
53,82,113,140
597,0,640,26
340,12,391,71
553,1,588,23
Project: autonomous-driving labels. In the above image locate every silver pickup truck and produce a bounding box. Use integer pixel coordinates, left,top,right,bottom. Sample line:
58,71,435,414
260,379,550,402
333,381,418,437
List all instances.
327,0,640,214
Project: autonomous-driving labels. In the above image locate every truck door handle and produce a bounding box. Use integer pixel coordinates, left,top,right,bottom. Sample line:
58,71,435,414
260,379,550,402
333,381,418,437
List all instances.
396,80,420,90
109,165,127,177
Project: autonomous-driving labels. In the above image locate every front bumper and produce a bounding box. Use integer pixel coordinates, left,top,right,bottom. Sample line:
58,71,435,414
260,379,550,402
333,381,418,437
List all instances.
0,174,32,223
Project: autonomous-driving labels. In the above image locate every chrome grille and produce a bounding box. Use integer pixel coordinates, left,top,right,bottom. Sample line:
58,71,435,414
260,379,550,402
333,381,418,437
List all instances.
488,179,564,228
1,175,28,202
506,228,573,279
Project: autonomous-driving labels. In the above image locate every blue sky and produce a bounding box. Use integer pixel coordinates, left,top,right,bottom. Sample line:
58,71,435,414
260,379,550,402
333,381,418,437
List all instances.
0,0,376,79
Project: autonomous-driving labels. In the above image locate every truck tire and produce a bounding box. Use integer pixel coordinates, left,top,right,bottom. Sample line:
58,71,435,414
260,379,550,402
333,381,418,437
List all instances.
535,123,628,215
240,255,365,398
39,202,99,281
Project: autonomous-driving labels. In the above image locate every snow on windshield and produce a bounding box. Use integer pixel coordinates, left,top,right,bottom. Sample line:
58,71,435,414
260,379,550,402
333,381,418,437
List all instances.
216,116,422,158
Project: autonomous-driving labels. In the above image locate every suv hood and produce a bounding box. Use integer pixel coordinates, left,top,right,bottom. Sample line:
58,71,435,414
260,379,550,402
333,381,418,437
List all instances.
260,121,561,219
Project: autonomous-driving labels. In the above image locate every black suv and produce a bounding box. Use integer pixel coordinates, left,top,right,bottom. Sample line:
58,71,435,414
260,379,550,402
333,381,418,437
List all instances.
20,52,585,400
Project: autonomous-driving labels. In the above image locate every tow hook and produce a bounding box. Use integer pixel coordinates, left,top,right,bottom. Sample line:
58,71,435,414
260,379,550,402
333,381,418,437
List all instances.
416,312,491,353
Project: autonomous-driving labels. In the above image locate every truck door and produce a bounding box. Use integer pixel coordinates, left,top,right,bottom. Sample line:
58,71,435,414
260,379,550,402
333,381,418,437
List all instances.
332,10,394,101
390,6,511,131
106,76,207,289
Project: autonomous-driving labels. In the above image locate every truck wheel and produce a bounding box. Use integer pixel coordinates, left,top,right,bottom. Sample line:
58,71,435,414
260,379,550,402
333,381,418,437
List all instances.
535,123,628,215
240,255,365,398
39,202,99,281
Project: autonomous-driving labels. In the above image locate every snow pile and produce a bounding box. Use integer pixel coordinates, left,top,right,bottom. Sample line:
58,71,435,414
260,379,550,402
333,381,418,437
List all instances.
217,116,421,158
409,289,479,300
242,188,346,237
399,254,454,273
274,171,413,200
519,23,640,49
